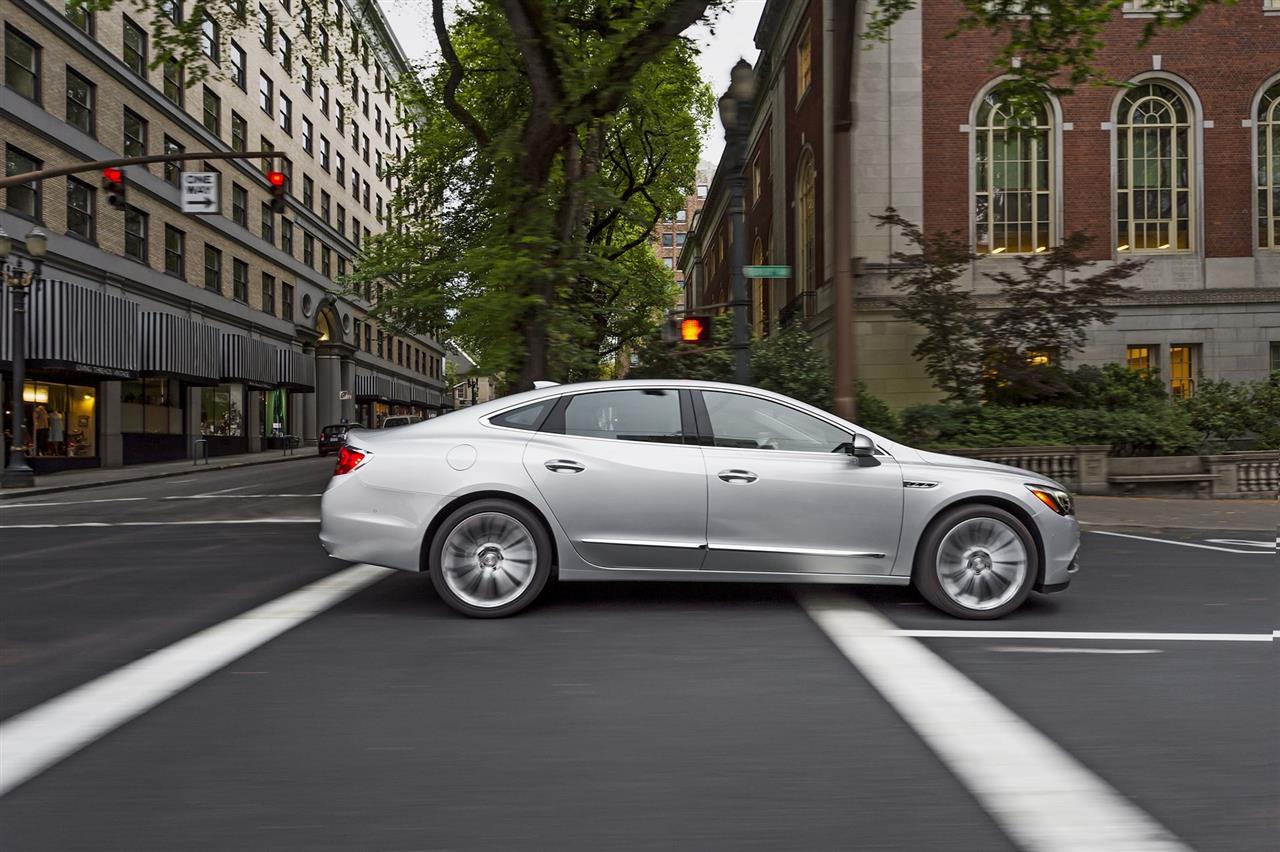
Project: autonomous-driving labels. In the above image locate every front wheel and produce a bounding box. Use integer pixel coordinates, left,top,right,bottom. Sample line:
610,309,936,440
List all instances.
428,499,552,618
913,504,1037,619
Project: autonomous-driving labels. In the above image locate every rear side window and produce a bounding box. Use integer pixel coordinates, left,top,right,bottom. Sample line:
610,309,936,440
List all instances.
561,389,683,444
489,400,553,431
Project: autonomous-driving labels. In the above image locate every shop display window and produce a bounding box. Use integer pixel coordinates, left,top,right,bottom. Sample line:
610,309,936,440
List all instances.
200,384,244,436
122,378,183,434
17,382,97,458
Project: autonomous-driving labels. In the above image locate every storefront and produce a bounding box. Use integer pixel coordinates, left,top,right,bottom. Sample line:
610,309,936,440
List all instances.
128,312,221,464
215,333,281,455
354,370,393,428
269,348,316,447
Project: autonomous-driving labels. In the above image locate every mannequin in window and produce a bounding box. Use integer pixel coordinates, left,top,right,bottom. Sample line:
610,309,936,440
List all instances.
33,404,49,455
48,408,64,455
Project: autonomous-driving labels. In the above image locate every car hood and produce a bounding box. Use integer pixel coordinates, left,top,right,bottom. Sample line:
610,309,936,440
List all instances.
912,449,1061,487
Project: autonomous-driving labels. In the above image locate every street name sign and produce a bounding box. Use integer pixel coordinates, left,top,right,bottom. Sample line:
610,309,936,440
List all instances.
743,265,792,278
180,172,219,214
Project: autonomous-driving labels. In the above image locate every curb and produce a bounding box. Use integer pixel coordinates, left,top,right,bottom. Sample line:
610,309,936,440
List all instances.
0,452,325,500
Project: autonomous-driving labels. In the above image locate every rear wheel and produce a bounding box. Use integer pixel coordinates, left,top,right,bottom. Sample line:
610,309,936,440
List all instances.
428,499,552,618
913,504,1037,619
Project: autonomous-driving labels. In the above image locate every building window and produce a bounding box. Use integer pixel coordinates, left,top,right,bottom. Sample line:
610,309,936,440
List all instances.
1169,344,1198,398
697,183,708,198
279,93,292,134
5,26,41,102
320,189,330,221
281,218,294,255
258,3,273,48
337,204,346,236
261,273,276,315
124,206,148,263
230,41,246,89
259,72,273,114
1271,342,1280,372
676,232,686,247
318,26,329,63
319,80,330,117
282,282,294,321
302,58,313,98
233,258,249,302
303,232,315,266
122,108,147,159
1126,345,1156,375
795,148,817,294
975,87,1054,255
164,225,185,277
752,157,762,203
204,244,223,291
232,183,248,227
303,175,315,209
278,30,291,72
795,21,812,102
259,136,272,172
231,111,247,151
663,257,674,269
302,1,312,36
61,67,96,136
336,152,346,185
163,136,184,185
676,209,687,223
1116,81,1195,253
1258,81,1279,249
202,86,221,136
321,244,331,277
66,178,94,239
201,14,220,63
302,117,313,153
66,3,93,35
122,17,146,77
261,202,275,244
662,233,674,247
163,60,184,107
320,135,330,170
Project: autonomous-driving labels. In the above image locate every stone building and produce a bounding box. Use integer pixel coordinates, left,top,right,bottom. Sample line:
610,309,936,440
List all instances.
682,0,1280,409
1,0,446,473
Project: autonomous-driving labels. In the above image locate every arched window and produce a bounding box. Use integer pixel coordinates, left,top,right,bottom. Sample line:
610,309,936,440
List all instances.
974,87,1054,254
1258,81,1279,250
1116,81,1195,253
795,150,816,297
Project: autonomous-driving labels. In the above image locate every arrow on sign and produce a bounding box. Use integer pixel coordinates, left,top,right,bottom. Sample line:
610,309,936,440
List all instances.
186,197,216,208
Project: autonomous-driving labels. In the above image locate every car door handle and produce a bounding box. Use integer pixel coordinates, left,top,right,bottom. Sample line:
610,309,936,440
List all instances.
545,459,585,474
717,469,758,483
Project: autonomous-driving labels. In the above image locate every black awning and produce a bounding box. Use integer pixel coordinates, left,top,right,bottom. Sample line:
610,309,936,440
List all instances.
139,312,221,384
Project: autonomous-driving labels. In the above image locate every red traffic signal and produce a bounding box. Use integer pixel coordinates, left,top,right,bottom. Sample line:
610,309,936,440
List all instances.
267,170,287,213
103,167,127,210
680,316,709,344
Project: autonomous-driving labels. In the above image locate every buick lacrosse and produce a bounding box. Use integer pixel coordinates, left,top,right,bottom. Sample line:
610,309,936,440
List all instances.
320,380,1079,618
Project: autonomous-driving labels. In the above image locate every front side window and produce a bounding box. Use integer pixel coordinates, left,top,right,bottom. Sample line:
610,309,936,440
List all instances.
561,389,683,444
66,178,94,239
5,26,40,102
1116,81,1195,253
164,225,185,277
701,391,851,453
1258,82,1279,249
975,87,1053,254
65,67,94,135
124,206,148,262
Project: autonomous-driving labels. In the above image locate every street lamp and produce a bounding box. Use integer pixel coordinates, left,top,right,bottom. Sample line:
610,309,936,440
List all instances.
719,57,756,386
1,226,48,488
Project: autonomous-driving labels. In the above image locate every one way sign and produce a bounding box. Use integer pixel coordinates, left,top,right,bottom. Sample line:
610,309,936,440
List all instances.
180,172,219,214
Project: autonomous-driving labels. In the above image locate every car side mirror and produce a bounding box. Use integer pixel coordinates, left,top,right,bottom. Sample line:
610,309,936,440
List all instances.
848,433,875,457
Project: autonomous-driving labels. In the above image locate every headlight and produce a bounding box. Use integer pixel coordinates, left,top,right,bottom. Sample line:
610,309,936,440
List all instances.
1026,484,1073,516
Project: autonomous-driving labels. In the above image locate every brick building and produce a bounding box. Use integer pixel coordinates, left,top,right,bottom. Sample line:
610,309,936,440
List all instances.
651,162,712,310
682,0,1280,409
2,0,446,473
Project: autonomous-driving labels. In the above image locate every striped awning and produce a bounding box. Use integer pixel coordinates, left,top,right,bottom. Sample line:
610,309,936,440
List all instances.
409,384,445,408
354,371,393,400
277,349,316,391
139,312,221,384
390,378,414,404
220,333,280,388
1,279,140,378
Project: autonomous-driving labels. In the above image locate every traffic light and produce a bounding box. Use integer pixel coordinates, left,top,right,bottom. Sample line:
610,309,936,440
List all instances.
679,315,710,344
267,170,287,213
103,167,126,210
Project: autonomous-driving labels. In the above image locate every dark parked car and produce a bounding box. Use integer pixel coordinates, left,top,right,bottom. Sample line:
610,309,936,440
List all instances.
318,424,352,456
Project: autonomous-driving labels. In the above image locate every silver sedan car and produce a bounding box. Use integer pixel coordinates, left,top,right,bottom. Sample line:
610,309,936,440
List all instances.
320,380,1079,619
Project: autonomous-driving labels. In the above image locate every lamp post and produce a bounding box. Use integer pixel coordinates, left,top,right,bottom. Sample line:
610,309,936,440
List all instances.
718,58,756,386
1,227,48,489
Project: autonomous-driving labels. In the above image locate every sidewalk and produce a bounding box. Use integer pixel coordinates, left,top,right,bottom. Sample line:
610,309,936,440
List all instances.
1075,495,1277,532
0,447,324,500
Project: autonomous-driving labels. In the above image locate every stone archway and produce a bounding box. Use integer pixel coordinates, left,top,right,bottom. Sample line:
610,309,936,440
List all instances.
312,299,354,428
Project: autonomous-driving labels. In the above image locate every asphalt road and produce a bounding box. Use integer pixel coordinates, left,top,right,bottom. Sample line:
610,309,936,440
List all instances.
0,459,1274,851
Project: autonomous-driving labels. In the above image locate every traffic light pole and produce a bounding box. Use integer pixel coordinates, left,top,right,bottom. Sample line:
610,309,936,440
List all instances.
0,151,279,190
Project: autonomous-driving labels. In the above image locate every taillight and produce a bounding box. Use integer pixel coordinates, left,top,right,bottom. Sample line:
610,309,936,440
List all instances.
334,446,368,476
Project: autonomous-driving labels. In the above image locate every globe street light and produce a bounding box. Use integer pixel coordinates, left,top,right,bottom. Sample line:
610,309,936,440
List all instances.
2,227,48,488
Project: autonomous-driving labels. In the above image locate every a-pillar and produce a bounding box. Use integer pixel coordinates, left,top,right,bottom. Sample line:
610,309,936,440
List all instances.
185,385,203,458
340,356,356,422
246,389,262,452
301,343,318,444
98,381,123,467
316,349,342,427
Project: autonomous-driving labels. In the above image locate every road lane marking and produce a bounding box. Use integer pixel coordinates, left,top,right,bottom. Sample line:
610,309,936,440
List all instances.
801,591,1192,852
986,646,1163,655
1203,538,1276,550
1089,529,1274,555
0,518,319,529
883,629,1273,642
197,484,252,496
0,563,390,797
0,497,148,509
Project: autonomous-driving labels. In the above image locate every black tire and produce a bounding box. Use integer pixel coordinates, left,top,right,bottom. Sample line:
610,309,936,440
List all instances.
913,504,1038,620
428,498,553,618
